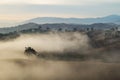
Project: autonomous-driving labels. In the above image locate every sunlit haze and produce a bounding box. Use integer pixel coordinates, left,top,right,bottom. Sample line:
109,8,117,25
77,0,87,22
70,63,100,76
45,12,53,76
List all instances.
0,0,120,27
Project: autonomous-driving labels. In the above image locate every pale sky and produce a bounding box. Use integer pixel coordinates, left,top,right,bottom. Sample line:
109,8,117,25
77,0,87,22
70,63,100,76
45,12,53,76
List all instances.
1,0,120,5
0,0,120,27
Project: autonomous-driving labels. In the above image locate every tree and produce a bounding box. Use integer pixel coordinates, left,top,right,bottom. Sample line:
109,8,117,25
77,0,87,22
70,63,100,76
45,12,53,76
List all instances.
73,28,77,31
46,27,50,31
115,27,118,31
58,28,62,31
91,27,94,31
86,28,89,31
39,26,42,29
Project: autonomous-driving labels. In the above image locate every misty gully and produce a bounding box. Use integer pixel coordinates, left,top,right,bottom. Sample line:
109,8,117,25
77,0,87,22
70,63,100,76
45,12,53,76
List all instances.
0,31,120,62
0,32,120,80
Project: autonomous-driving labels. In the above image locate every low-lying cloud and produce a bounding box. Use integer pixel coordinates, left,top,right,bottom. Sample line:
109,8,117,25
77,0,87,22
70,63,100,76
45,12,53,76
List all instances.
0,32,120,80
0,32,90,58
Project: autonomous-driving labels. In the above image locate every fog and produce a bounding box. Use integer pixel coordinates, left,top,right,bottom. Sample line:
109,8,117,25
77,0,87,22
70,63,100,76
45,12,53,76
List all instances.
0,32,120,80
0,32,90,59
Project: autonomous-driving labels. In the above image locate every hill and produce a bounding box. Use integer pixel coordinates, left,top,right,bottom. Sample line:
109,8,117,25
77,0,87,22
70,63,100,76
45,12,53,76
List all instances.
24,15,120,24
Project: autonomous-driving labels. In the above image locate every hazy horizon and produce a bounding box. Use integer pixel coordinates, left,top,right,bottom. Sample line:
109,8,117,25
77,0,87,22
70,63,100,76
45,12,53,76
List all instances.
0,0,120,27
0,14,120,28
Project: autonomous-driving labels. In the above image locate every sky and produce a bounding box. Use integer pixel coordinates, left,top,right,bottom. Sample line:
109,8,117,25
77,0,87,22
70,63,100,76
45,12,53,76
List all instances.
0,0,120,27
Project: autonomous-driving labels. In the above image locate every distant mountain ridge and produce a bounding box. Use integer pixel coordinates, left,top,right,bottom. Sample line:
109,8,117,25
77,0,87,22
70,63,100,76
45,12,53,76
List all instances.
0,15,120,33
0,14,120,28
25,15,120,24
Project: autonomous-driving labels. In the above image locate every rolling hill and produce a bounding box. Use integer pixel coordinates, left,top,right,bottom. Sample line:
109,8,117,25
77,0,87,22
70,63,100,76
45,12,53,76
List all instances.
24,15,120,24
